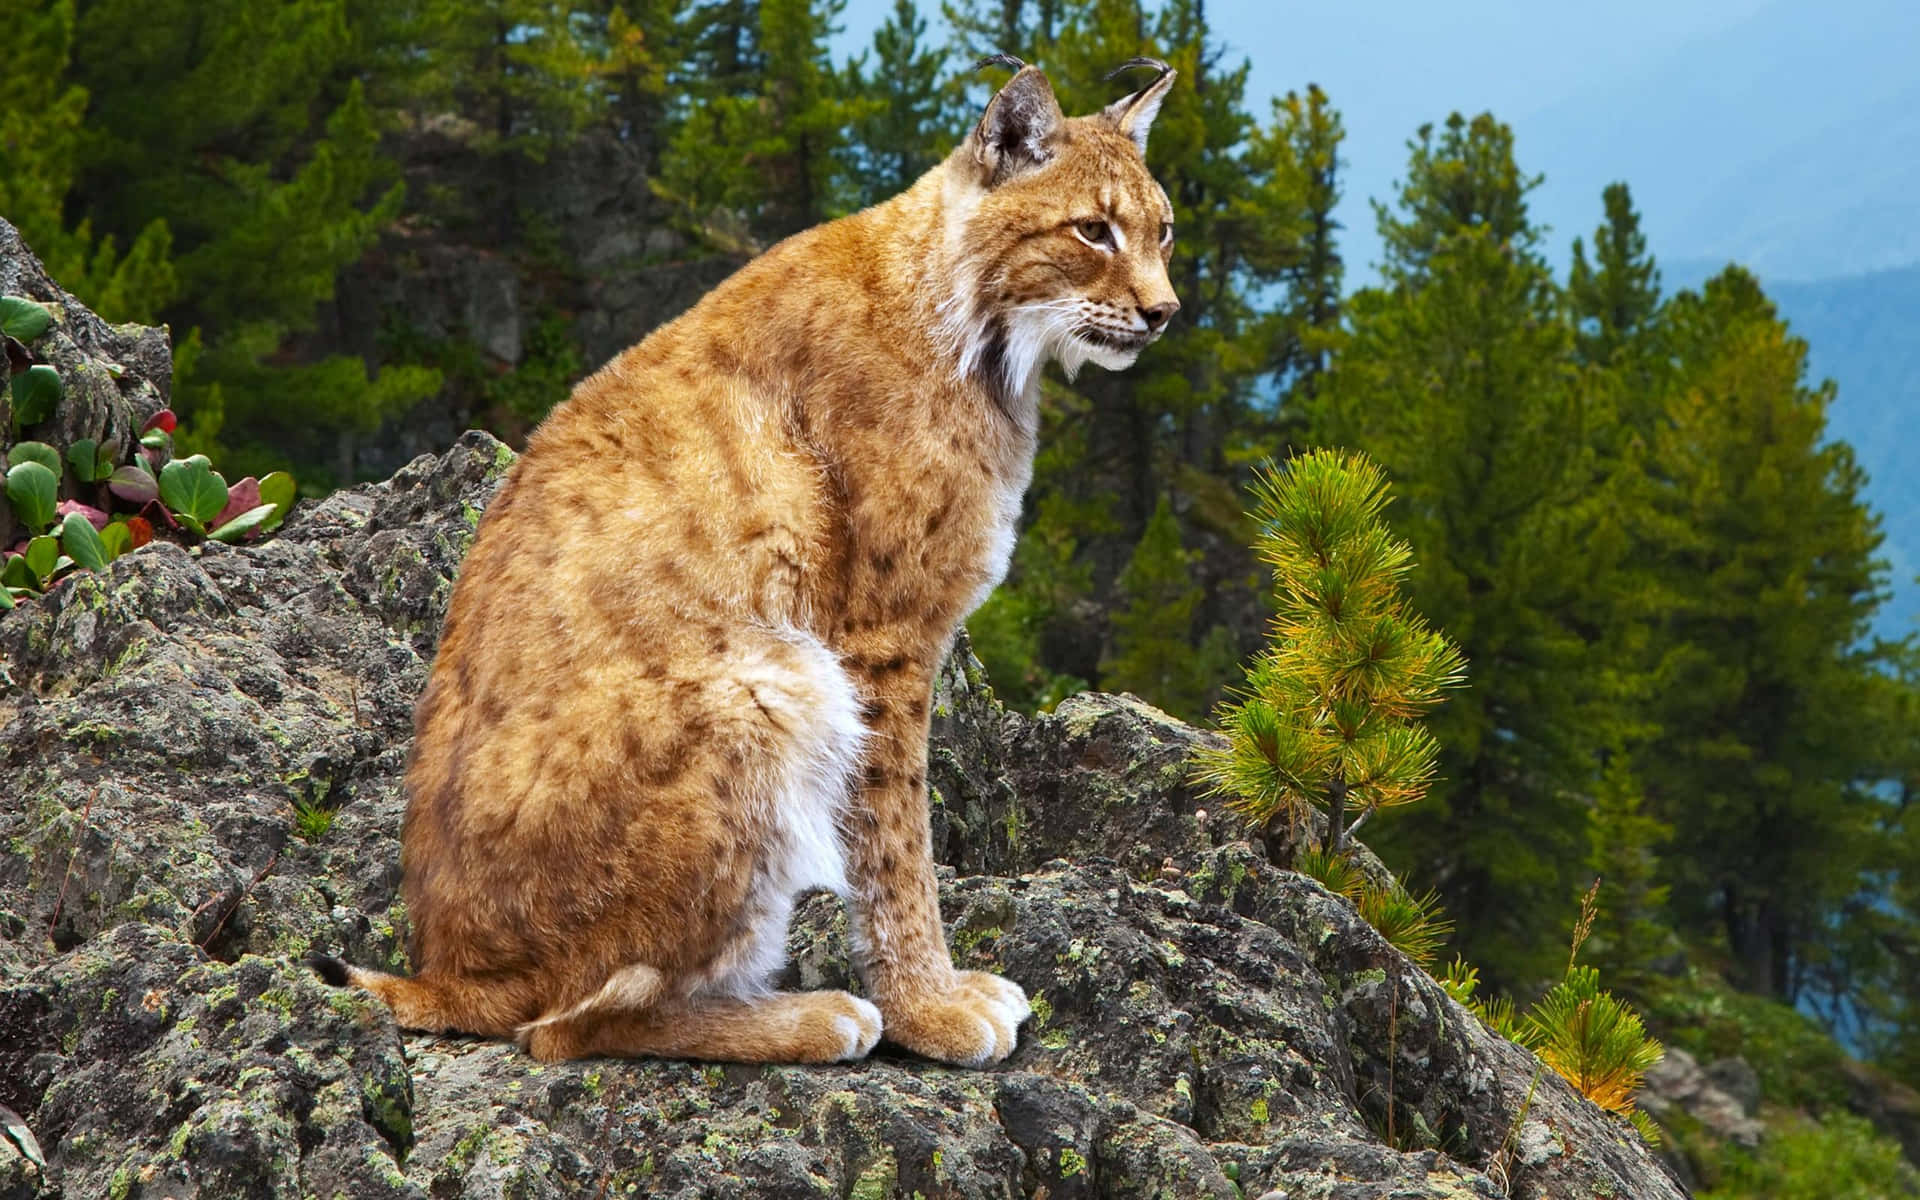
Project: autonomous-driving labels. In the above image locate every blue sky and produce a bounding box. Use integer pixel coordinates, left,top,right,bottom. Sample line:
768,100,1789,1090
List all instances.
832,1,1920,283
833,0,1781,277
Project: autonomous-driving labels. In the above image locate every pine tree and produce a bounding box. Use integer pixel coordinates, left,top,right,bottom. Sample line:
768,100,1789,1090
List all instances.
840,0,954,208
1582,754,1678,986
1099,496,1236,722
55,0,434,480
0,0,175,323
1242,84,1345,417
660,0,857,245
1196,450,1465,853
1568,182,1661,369
1308,112,1641,980
1374,112,1541,284
1637,266,1895,999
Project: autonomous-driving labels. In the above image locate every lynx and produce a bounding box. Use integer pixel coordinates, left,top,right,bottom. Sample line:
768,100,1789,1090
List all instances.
315,57,1180,1066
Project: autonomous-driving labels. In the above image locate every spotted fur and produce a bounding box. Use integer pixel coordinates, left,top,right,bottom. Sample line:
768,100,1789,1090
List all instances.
329,62,1180,1066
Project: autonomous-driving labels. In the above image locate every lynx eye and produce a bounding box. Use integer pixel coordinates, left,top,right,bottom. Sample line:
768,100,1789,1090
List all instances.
1160,222,1174,246
1074,219,1114,248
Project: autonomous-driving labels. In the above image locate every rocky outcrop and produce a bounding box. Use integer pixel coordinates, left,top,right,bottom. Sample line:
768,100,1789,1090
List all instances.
1639,1048,1766,1151
0,428,1688,1200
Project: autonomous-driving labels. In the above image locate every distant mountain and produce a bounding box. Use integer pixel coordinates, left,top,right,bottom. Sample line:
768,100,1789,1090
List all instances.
1522,0,1920,281
1763,266,1920,641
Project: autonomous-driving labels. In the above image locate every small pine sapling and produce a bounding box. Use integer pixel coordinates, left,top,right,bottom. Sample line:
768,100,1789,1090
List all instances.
1523,880,1665,1139
1197,448,1465,853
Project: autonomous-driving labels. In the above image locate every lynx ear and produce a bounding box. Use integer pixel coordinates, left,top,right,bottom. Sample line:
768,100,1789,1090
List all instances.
1100,57,1178,154
968,58,1064,185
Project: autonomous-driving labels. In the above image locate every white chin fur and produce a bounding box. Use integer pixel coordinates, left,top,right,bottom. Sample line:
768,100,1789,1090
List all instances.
1079,337,1142,372
952,302,1145,396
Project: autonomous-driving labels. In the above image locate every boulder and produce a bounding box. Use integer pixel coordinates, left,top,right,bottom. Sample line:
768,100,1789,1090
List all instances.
1640,1047,1765,1149
0,429,1689,1199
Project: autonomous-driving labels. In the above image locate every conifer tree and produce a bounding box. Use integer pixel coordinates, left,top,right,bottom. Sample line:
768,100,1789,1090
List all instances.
1309,112,1641,979
661,0,857,245
1582,755,1678,986
0,0,175,322
1196,450,1465,853
1099,496,1236,722
52,0,435,479
841,0,954,208
1242,84,1345,414
1568,182,1662,369
1638,267,1895,998
1374,112,1541,284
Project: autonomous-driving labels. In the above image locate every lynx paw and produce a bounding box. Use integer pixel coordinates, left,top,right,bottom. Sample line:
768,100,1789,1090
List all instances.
881,970,1031,1067
824,993,886,1062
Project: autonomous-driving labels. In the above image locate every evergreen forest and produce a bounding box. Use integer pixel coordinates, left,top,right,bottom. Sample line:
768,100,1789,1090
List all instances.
8,0,1920,1190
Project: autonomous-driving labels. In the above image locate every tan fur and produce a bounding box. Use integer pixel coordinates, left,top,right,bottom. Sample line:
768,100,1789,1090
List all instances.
345,63,1181,1065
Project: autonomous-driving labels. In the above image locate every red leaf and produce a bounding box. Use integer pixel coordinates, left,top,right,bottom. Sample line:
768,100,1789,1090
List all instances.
213,476,261,530
141,409,178,434
126,516,154,548
55,499,111,530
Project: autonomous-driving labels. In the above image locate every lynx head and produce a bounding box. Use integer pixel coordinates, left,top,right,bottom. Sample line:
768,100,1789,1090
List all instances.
937,56,1181,409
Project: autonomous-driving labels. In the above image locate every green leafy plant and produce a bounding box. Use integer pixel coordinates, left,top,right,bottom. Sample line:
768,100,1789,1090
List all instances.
4,340,296,605
1196,448,1465,854
1437,955,1480,1005
10,365,62,429
0,295,54,343
292,795,338,842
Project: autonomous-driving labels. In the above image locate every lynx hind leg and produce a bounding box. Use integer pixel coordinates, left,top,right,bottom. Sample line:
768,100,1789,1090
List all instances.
524,627,874,1064
521,987,883,1063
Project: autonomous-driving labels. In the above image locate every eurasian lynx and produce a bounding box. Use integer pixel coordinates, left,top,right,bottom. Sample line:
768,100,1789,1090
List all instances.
318,57,1180,1067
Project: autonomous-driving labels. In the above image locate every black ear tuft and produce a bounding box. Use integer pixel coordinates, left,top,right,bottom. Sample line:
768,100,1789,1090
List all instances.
1104,56,1172,83
975,52,1027,74
1100,57,1179,153
968,63,1064,186
307,951,351,988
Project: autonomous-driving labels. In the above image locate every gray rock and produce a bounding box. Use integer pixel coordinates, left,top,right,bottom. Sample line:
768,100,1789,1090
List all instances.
1641,1046,1764,1149
1703,1056,1761,1118
0,430,1690,1199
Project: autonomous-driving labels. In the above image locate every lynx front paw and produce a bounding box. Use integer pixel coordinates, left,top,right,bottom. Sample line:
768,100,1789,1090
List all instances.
881,970,1031,1067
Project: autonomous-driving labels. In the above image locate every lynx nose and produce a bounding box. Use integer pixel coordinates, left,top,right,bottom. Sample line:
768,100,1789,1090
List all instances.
1140,300,1179,331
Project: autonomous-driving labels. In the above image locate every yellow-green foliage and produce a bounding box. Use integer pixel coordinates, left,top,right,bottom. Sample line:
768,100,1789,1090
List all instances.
1699,1112,1920,1200
1524,966,1663,1116
1197,449,1464,846
1296,847,1448,967
1293,845,1365,901
1356,881,1452,968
